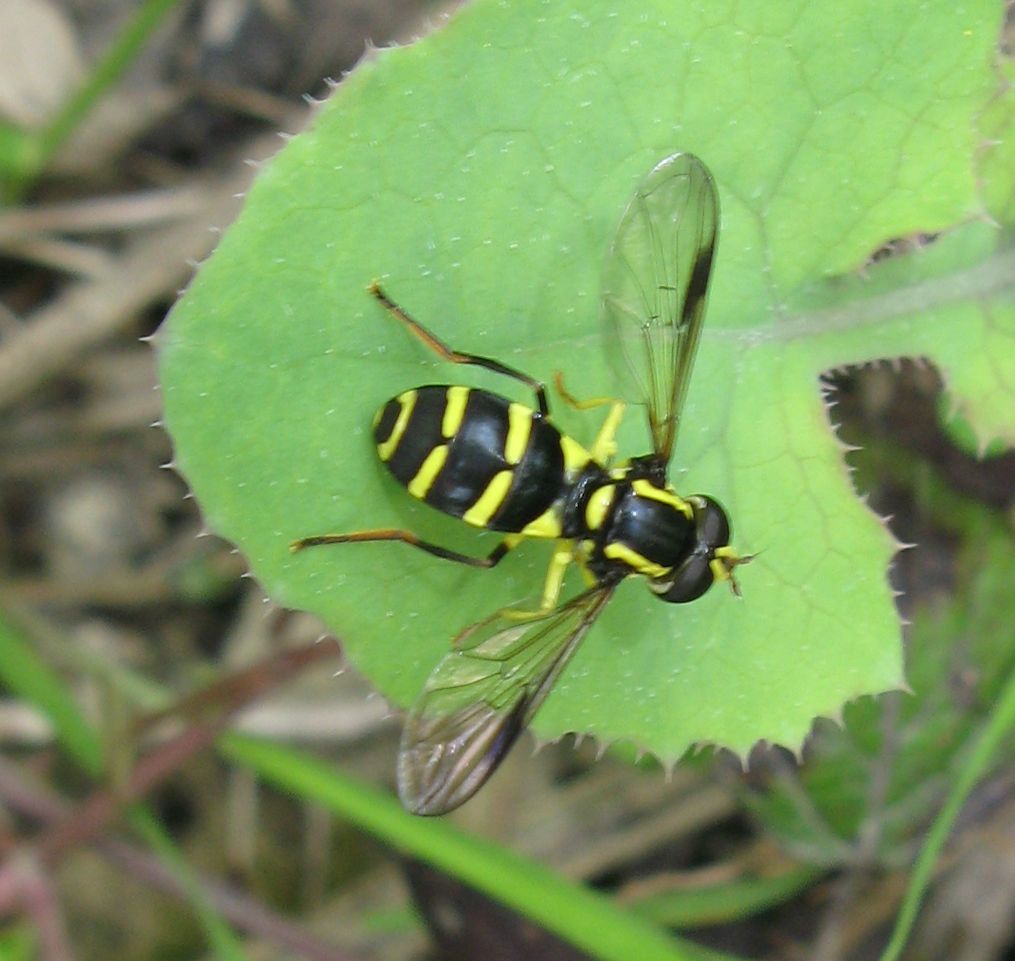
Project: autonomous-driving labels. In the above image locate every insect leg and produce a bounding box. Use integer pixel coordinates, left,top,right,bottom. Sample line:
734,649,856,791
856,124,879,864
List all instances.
589,402,626,464
553,372,625,463
369,282,549,416
499,539,576,624
553,371,617,412
290,528,522,569
539,540,575,608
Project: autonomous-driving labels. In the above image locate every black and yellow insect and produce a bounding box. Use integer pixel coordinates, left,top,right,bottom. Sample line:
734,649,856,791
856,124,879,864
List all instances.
292,153,749,816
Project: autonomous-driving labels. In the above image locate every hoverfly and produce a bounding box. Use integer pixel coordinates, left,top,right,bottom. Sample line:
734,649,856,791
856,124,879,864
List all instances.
292,153,748,815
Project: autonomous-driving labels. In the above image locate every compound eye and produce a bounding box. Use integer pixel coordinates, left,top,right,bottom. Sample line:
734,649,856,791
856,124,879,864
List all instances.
690,495,730,548
654,555,714,604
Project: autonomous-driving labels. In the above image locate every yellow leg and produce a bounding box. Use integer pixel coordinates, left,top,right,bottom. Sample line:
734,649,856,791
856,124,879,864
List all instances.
589,401,625,464
539,540,574,609
498,539,576,624
576,555,599,588
553,373,626,465
556,375,625,466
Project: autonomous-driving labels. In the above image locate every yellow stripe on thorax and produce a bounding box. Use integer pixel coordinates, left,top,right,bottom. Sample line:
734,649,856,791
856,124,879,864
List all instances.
377,390,416,461
585,485,617,531
560,435,592,475
441,386,470,438
407,444,448,498
631,479,692,519
603,541,670,579
462,470,514,527
504,403,533,465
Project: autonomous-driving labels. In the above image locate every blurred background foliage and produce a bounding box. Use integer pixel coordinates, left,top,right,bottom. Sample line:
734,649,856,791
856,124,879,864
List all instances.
0,2,1012,961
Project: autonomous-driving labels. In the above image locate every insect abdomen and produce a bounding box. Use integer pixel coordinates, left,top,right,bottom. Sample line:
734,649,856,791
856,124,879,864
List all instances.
373,386,569,533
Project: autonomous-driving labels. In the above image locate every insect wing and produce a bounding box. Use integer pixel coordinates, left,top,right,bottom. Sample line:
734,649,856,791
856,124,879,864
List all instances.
398,584,617,815
602,153,719,467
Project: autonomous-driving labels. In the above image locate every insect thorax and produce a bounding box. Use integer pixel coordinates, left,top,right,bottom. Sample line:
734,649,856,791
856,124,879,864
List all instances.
576,478,697,583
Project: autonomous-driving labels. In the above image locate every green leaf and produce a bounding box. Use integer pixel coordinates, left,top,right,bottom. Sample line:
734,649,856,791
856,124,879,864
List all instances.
744,480,1015,867
158,0,1012,763
937,395,1007,460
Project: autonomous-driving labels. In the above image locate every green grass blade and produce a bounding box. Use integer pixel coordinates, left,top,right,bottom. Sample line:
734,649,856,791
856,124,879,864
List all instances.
0,605,103,773
879,663,1015,961
222,733,748,961
130,807,249,961
0,603,248,960
4,0,184,197
628,865,823,928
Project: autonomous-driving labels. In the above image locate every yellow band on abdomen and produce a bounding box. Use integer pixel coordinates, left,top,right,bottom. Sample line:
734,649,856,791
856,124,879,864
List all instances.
463,470,514,527
407,444,448,498
377,390,417,461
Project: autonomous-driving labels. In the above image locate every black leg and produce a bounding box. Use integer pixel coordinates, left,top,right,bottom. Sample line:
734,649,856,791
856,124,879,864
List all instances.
369,282,549,417
291,527,517,569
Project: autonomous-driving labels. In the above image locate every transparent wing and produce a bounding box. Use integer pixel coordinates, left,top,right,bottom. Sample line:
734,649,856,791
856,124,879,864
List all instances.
602,153,719,467
397,584,617,815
